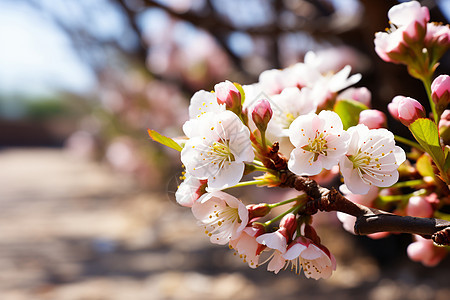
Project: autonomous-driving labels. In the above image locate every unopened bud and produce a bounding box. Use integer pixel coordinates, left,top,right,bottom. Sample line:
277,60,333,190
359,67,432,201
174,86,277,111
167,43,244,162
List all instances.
214,80,242,114
251,99,272,133
406,196,433,218
431,75,450,115
358,109,387,129
279,213,297,240
389,96,426,126
246,203,271,221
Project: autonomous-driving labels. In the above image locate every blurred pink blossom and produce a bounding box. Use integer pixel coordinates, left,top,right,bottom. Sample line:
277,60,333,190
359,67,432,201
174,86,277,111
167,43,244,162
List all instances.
407,235,447,267
358,109,387,129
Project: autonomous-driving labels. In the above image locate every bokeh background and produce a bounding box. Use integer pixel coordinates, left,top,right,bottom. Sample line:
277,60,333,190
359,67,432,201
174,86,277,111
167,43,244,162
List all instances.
1,0,450,299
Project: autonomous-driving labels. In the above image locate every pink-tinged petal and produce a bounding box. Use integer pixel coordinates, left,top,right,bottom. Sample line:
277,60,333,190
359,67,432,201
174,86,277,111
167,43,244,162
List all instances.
229,228,260,268
388,1,429,27
175,173,206,207
256,231,287,253
406,196,434,218
407,235,447,267
283,242,308,260
288,148,323,176
300,244,324,260
267,251,286,274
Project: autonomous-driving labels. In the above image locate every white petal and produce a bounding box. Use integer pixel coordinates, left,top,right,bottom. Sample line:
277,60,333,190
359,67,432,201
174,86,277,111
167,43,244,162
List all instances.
188,90,225,119
267,251,286,274
283,243,307,260
288,148,323,176
288,114,317,147
207,162,245,190
256,232,287,253
339,157,371,195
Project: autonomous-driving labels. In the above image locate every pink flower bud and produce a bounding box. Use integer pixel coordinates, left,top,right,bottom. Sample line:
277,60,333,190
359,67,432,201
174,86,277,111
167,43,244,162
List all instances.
214,80,242,113
431,75,450,113
407,235,447,267
279,213,297,240
358,109,387,129
246,203,271,221
406,196,434,218
251,99,273,133
387,96,403,120
389,96,425,126
398,97,426,126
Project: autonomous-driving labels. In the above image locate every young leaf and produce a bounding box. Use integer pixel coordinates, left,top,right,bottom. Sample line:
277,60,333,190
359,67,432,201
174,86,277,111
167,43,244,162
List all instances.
233,82,246,104
416,153,435,178
408,118,445,169
333,99,368,130
147,129,183,152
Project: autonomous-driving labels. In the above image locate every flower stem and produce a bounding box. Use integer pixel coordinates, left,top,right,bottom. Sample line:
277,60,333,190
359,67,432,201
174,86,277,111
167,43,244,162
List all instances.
252,165,271,173
268,194,307,209
225,180,268,189
264,196,307,227
422,75,439,125
389,179,426,189
394,134,424,151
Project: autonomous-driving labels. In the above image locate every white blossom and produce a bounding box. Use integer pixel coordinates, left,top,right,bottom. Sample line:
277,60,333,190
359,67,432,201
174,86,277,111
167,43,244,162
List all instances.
267,87,318,137
339,124,406,194
283,237,336,280
192,191,249,245
181,111,254,190
288,111,350,176
175,171,207,207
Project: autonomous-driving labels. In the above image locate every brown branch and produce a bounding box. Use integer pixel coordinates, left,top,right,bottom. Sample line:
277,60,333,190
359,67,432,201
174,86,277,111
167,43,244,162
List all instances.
266,142,450,246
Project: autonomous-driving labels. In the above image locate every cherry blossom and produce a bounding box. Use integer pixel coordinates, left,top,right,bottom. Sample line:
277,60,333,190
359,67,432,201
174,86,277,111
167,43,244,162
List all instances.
268,87,318,137
407,235,447,267
192,191,249,245
339,124,406,194
358,109,387,129
181,111,254,190
288,111,350,176
283,237,336,280
256,213,297,274
188,90,225,120
229,226,265,268
406,196,434,218
374,1,429,63
175,171,207,207
337,87,372,107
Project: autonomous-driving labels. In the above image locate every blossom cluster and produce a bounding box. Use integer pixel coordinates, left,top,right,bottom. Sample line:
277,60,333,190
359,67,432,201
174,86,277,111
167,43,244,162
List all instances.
150,1,450,279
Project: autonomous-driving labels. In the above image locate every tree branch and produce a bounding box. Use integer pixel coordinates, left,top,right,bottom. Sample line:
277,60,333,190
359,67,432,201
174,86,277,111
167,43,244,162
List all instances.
265,142,450,246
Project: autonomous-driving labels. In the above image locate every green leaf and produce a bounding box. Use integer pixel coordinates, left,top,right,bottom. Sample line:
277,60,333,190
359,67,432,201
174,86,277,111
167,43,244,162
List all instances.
147,129,183,152
233,82,245,104
409,118,445,169
416,154,435,178
333,99,368,130
444,148,450,172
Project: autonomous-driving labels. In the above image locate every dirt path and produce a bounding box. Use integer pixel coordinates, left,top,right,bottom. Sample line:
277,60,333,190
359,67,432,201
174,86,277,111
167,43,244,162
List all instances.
0,149,448,300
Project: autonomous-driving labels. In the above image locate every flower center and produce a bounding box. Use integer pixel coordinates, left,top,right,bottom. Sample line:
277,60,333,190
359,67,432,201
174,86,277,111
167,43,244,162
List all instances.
302,132,328,161
209,140,235,162
204,204,240,240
